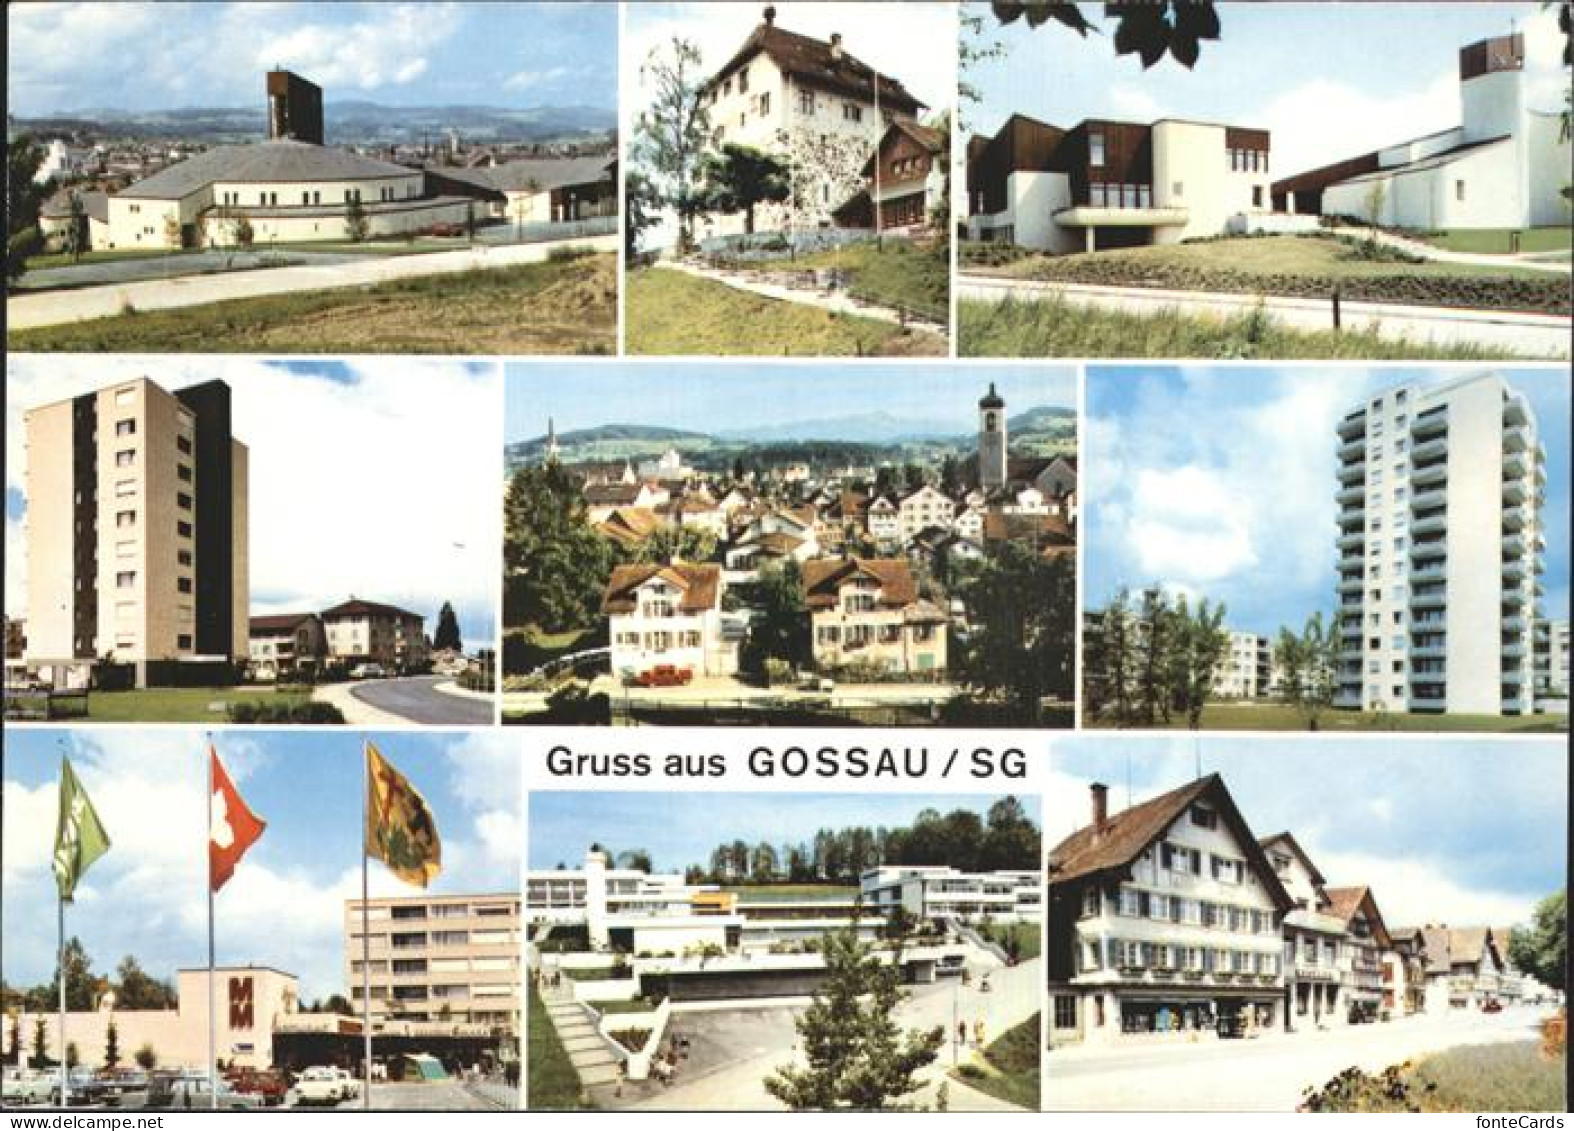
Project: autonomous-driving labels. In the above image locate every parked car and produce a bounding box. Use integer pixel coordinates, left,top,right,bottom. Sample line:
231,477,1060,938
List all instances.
292,1066,345,1107
225,1067,288,1106
332,1068,360,1101
145,1075,262,1110
799,674,835,693
349,663,387,680
633,664,692,688
1482,998,1504,1013
3,1068,55,1105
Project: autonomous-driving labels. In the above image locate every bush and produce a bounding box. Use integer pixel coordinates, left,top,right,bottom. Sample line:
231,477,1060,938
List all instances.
548,244,595,262
227,699,345,724
609,1028,652,1054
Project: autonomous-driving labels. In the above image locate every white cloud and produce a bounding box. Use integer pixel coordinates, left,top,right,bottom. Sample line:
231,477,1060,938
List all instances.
5,357,501,640
1310,849,1539,928
1263,71,1459,177
1127,466,1258,582
504,66,578,93
1109,85,1162,121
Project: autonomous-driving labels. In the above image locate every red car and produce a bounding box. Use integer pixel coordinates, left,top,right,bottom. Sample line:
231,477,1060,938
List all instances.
635,665,693,688
225,1067,288,1106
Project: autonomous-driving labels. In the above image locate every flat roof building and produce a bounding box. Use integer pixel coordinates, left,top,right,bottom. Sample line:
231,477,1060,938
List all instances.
24,376,248,688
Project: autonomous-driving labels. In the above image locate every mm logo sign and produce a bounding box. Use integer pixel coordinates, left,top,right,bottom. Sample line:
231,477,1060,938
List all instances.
229,976,255,1030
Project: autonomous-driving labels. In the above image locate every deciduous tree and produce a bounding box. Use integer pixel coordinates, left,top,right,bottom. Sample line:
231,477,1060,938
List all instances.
632,37,712,253
700,143,790,235
1509,889,1566,993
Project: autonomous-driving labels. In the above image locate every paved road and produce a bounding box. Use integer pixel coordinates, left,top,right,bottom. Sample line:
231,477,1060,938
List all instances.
8,232,618,330
1047,1005,1553,1111
957,273,1572,359
621,952,1038,1112
350,675,494,725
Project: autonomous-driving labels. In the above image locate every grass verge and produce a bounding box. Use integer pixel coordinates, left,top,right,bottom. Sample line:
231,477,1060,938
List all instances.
785,239,950,322
1302,1040,1564,1112
79,686,315,724
626,266,945,356
1085,702,1567,733
1413,227,1574,255
950,1012,1040,1111
526,984,593,1111
9,253,617,354
960,296,1532,360
720,884,861,901
977,921,1041,962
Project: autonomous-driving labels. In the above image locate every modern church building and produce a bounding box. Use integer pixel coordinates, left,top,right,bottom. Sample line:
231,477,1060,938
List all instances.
1273,33,1570,230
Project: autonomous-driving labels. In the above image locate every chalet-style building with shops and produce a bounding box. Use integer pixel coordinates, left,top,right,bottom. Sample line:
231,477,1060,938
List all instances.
965,113,1277,253
1272,33,1570,230
1046,775,1294,1046
1323,886,1393,1024
833,120,946,233
698,6,925,234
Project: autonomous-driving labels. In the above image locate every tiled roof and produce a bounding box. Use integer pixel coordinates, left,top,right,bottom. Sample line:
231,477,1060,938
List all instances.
1323,885,1392,947
41,188,110,223
802,557,918,610
1258,830,1326,887
982,511,1074,545
595,507,663,547
602,563,722,615
585,483,645,506
321,598,423,621
1048,774,1294,913
435,155,614,195
249,612,319,635
707,19,924,113
118,139,418,200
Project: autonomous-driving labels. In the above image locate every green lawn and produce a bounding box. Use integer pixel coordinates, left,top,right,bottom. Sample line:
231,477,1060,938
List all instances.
978,921,1041,962
1087,701,1567,733
950,1013,1040,1111
526,985,592,1111
998,234,1557,282
785,239,950,322
82,686,314,723
960,296,1530,360
1414,227,1574,255
1303,1040,1564,1112
722,884,860,901
626,267,946,356
9,253,617,354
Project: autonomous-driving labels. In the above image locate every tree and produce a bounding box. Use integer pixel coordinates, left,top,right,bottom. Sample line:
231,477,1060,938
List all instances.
926,110,953,232
1136,588,1172,726
66,1041,80,1070
989,2,1223,70
322,993,355,1017
625,168,661,258
743,560,810,673
955,546,1075,723
1277,612,1340,730
345,195,369,243
433,602,463,653
980,795,1041,872
634,525,716,566
7,135,49,281
103,1019,121,1069
502,463,617,640
959,10,1011,129
1509,890,1566,993
1084,589,1137,723
765,925,943,1110
163,211,183,250
233,211,255,251
1168,594,1228,730
115,956,175,1011
632,37,712,253
51,937,97,1011
1362,179,1387,241
5,1014,19,1062
750,842,779,883
133,1043,157,1071
31,1017,49,1069
64,191,88,263
616,849,654,873
700,143,790,235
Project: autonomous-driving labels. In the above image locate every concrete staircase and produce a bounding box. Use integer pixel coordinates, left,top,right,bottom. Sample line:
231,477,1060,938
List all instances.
542,986,625,1101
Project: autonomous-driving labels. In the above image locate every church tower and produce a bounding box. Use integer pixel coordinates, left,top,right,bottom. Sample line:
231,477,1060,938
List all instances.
545,417,560,464
979,383,1007,491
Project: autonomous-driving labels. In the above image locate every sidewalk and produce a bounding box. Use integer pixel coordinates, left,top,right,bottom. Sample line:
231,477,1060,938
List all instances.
310,681,408,727
658,259,947,335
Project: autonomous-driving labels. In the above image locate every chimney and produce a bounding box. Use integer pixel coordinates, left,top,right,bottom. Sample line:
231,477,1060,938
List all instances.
1090,782,1109,832
830,32,843,60
763,5,776,27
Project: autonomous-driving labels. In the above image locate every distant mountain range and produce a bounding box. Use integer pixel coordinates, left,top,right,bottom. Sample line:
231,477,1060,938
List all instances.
13,100,616,145
504,407,1076,471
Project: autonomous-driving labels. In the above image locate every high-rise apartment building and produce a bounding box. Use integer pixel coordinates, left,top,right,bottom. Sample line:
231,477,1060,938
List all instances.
345,892,521,1033
1334,373,1544,715
24,376,248,687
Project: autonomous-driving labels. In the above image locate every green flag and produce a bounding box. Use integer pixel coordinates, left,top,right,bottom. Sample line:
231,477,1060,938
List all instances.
54,757,110,902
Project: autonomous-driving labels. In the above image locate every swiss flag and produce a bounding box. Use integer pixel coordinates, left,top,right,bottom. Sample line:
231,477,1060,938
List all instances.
210,747,266,893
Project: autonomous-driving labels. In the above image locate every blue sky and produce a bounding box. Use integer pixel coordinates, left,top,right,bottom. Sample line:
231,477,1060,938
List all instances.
6,356,500,646
962,1,1569,177
7,2,618,117
1,729,519,1000
1084,364,1571,637
1047,736,1566,928
503,362,1076,442
530,791,1040,873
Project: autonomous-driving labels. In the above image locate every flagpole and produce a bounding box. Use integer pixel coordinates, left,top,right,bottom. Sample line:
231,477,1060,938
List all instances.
57,896,67,1109
207,739,218,1110
361,739,372,1111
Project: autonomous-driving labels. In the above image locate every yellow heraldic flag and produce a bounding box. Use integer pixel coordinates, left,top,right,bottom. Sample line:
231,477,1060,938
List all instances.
54,756,111,902
364,742,441,888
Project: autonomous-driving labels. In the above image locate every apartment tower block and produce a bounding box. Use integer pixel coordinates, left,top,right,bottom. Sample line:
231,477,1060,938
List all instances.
24,376,248,686
1334,373,1544,715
